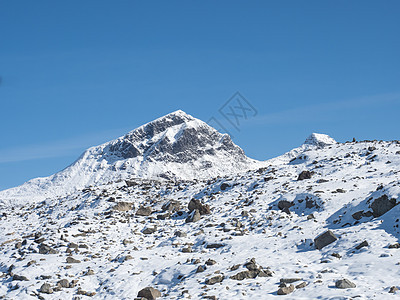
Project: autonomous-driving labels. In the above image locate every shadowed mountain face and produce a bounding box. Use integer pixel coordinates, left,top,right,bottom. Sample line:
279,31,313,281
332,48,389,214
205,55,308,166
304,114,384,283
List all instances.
106,110,247,163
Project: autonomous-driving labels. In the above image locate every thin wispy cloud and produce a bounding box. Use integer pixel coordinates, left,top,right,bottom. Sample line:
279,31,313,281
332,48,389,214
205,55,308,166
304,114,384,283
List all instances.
0,127,131,164
249,92,400,126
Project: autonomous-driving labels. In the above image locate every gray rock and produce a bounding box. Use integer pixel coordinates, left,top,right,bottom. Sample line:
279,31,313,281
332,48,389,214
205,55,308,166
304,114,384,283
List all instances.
142,227,157,234
66,257,81,264
280,278,302,284
162,200,181,212
188,199,211,215
296,282,307,289
230,270,259,280
137,287,162,299
185,209,201,223
136,206,152,216
355,240,368,250
389,286,399,293
12,274,29,281
196,265,206,273
205,259,217,265
352,211,364,220
113,202,133,212
278,200,294,212
57,279,70,288
205,275,224,285
39,243,59,254
206,243,224,249
314,230,338,250
335,278,356,289
277,284,295,295
174,230,187,237
389,243,400,249
40,283,53,294
220,183,231,191
371,195,396,217
298,171,313,181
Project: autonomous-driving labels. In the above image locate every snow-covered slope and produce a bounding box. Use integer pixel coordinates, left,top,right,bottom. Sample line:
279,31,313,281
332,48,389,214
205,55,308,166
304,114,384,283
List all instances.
1,112,400,299
0,110,260,205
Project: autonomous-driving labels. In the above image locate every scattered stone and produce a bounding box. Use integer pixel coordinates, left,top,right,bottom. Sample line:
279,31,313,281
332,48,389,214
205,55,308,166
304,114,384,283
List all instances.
205,259,217,265
113,202,133,212
142,227,157,234
389,286,399,293
314,230,338,250
230,270,258,280
185,209,201,223
355,240,368,250
205,275,224,285
370,195,397,218
188,199,211,215
196,265,206,273
278,200,294,213
40,283,53,294
162,200,181,212
12,274,29,281
39,243,59,254
206,243,224,249
296,282,307,289
174,230,187,238
27,260,36,267
182,246,192,253
277,284,295,295
77,288,96,297
84,269,95,276
137,287,162,299
389,243,400,249
280,278,302,284
331,252,342,259
335,278,356,289
136,206,152,216
352,211,364,220
57,279,70,288
68,242,79,249
298,171,313,181
66,257,81,264
220,183,231,191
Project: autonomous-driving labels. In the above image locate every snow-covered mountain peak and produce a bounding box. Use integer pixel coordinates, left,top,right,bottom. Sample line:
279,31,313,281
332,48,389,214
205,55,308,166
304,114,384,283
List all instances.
304,133,337,147
0,111,261,204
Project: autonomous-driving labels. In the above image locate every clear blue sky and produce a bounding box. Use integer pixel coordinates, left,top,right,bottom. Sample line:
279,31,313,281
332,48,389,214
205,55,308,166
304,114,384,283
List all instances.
1,1,399,190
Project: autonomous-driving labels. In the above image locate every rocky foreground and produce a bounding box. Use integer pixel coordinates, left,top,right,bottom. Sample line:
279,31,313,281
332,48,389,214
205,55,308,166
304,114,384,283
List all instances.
1,138,400,299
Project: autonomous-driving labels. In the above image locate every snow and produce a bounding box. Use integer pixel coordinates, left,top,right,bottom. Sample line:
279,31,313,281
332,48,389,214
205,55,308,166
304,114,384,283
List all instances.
304,133,337,147
1,111,400,299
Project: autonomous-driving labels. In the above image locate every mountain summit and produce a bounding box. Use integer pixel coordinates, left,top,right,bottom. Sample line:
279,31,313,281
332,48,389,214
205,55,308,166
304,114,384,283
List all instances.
0,110,260,204
304,133,336,147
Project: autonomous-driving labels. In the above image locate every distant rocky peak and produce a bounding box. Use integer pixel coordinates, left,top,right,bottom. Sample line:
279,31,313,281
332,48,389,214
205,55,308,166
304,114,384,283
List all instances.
105,110,246,163
304,133,337,147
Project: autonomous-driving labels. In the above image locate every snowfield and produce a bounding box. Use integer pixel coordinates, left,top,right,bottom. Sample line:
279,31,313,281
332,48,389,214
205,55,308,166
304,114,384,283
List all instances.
1,111,400,299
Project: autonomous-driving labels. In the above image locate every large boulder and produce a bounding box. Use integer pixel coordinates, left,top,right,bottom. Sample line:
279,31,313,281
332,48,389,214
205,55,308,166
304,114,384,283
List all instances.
335,278,356,289
370,195,397,218
185,209,201,223
113,202,133,212
297,171,313,181
188,199,211,215
137,287,162,299
314,230,338,250
136,206,153,216
277,284,295,295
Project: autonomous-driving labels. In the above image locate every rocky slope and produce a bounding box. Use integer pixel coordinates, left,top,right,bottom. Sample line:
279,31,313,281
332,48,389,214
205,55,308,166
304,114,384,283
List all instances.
1,112,400,299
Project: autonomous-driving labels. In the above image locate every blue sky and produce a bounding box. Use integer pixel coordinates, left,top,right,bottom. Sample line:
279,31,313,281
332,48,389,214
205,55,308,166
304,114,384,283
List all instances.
0,1,399,190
